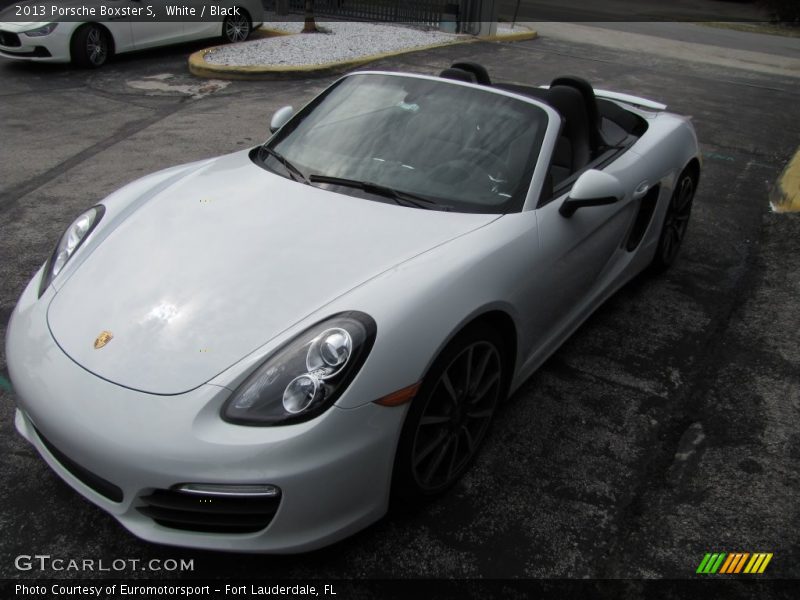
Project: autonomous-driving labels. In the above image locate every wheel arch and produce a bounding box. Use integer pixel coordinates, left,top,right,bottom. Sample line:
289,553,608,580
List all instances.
460,310,518,388
70,22,115,60
417,307,519,401
389,306,518,503
684,156,701,185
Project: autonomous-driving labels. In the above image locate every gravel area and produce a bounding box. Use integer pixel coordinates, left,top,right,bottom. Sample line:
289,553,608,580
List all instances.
205,20,465,67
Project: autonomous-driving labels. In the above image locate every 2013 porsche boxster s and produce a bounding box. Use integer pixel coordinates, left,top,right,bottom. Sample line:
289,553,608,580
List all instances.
6,63,700,552
0,0,262,67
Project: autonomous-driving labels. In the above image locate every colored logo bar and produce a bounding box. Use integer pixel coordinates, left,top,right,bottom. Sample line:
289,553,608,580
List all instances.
696,552,773,574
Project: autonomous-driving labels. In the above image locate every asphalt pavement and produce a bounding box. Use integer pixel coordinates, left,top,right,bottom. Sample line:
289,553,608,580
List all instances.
586,22,800,59
1,26,799,587
497,0,767,21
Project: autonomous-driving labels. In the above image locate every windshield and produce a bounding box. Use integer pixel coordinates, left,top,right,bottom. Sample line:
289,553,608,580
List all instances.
256,73,548,213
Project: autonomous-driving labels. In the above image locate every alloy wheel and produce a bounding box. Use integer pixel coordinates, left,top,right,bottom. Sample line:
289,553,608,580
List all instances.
411,341,502,492
659,174,695,265
86,28,107,66
225,15,250,42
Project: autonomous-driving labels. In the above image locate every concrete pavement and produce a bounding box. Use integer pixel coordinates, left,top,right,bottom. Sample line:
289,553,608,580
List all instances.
528,22,800,78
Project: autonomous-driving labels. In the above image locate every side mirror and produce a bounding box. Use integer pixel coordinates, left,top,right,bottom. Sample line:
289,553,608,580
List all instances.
559,169,624,218
270,105,294,133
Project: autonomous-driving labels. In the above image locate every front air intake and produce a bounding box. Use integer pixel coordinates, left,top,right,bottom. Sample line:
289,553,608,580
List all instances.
137,488,281,534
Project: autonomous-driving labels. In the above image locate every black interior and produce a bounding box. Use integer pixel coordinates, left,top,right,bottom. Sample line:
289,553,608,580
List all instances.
439,67,478,84
441,63,648,203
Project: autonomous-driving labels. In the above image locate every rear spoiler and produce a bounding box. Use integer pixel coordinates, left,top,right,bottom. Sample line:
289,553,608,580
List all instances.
592,89,667,111
539,85,667,111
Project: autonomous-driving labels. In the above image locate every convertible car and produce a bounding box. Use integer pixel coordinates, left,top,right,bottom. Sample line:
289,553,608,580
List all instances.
0,0,262,67
6,63,700,552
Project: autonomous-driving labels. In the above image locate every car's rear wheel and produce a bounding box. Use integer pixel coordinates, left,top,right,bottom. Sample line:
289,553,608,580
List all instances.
222,11,252,43
392,324,506,505
650,166,697,272
71,24,111,68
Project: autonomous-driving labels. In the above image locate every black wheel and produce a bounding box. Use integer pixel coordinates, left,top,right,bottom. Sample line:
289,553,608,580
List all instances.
71,24,110,68
650,166,697,272
222,10,252,43
392,324,507,505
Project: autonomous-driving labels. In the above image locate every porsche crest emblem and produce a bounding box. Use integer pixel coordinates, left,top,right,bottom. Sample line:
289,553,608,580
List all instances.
94,331,113,349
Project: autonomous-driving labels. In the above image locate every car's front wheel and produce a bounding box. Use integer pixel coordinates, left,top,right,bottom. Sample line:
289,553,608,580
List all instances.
71,24,111,68
392,324,507,505
650,165,698,272
222,10,252,43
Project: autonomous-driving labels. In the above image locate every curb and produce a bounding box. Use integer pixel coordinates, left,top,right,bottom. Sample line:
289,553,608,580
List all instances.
480,27,538,43
189,25,537,81
770,147,800,213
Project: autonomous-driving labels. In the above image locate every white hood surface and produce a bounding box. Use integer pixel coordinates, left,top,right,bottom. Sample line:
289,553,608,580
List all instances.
47,152,496,394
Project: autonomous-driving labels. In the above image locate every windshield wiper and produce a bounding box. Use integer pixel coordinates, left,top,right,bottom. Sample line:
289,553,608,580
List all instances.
260,146,310,185
308,174,449,211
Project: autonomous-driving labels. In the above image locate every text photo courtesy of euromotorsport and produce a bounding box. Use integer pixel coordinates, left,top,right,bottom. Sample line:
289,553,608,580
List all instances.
15,583,334,597
12,3,246,19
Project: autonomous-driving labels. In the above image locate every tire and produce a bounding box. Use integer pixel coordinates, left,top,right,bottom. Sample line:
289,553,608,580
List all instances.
392,323,507,506
221,10,252,43
71,24,111,69
649,165,698,272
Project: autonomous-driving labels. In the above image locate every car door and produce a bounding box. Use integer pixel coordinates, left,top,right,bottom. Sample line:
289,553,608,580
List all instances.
528,157,646,356
127,0,187,50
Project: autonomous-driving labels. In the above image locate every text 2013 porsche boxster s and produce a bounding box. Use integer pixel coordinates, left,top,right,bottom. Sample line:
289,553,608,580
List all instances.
0,0,263,67
6,64,700,552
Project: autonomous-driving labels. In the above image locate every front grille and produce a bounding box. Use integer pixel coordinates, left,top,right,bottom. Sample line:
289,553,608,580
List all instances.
0,30,21,47
138,489,281,534
33,426,124,503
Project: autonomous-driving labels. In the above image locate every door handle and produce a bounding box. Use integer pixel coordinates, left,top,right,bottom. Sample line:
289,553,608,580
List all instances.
632,181,650,200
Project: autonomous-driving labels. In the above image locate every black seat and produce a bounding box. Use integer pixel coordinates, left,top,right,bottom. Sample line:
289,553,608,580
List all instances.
450,61,491,85
439,68,477,84
545,85,592,181
551,76,604,153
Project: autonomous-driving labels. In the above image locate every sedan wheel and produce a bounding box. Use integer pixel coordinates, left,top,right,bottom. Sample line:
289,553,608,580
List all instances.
651,168,697,271
71,24,110,68
393,325,506,504
222,12,251,43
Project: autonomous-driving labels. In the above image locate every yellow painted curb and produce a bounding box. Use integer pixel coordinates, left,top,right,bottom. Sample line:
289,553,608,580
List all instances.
480,26,538,42
188,24,538,81
189,34,476,80
770,148,800,213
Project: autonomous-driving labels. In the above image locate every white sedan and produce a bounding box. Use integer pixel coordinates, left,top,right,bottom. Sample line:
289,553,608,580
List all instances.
7,66,700,552
0,0,262,67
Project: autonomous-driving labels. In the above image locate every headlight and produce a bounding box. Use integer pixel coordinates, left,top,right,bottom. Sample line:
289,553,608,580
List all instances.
23,23,57,37
38,205,105,297
222,312,377,426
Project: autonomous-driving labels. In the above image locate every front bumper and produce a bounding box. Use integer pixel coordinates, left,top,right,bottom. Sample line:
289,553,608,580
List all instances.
0,27,70,62
7,274,406,552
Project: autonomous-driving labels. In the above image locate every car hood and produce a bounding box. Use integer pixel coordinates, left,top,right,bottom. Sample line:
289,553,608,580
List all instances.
47,151,497,395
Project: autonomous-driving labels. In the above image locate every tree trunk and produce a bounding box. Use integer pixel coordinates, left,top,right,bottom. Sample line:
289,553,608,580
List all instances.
303,0,318,33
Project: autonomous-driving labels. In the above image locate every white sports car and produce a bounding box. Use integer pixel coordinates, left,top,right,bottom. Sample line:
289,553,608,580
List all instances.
0,0,262,67
6,64,700,552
